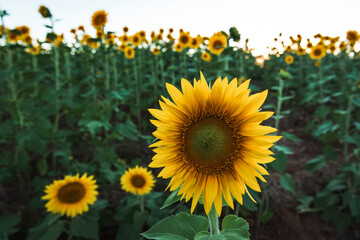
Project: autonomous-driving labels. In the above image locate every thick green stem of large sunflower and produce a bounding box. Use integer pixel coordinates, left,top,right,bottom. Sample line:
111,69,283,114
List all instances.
208,205,220,236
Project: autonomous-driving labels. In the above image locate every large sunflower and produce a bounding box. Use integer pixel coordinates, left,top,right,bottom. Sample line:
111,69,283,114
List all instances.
91,10,108,29
42,173,98,218
149,73,281,216
178,31,191,48
208,32,227,55
309,44,326,60
121,166,156,195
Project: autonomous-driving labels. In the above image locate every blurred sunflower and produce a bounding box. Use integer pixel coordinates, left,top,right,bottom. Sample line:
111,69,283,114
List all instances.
119,34,129,43
310,44,326,60
339,41,346,51
7,31,19,43
38,5,51,18
28,45,41,55
152,47,160,55
118,43,126,52
96,29,104,39
190,37,200,49
346,30,359,43
314,61,320,67
284,55,294,64
131,33,142,46
178,31,191,47
91,10,108,29
174,43,183,52
328,44,336,53
125,46,135,59
78,25,85,31
42,173,98,218
22,35,32,44
121,166,155,195
123,26,129,33
296,47,306,55
16,25,30,35
139,30,146,39
209,32,227,55
149,73,281,216
201,52,212,62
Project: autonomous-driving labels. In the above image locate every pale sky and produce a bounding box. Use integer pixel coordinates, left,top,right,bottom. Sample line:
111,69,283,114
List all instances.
1,0,360,55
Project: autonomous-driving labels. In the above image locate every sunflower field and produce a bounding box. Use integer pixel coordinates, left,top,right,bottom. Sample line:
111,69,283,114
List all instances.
1,6,360,240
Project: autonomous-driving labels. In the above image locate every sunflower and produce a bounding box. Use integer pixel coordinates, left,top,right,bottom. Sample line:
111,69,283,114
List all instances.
121,166,156,195
118,43,126,52
339,41,346,51
125,46,135,59
178,31,191,47
7,31,19,43
28,45,41,55
22,35,32,44
296,47,306,55
78,25,85,31
16,25,30,35
38,5,51,18
174,43,183,53
346,30,359,43
131,34,142,47
208,32,227,55
190,38,200,49
91,10,107,29
328,44,336,53
314,61,320,67
119,34,129,43
201,52,212,62
152,47,160,55
284,55,294,64
309,44,326,60
148,73,281,216
139,30,146,39
42,173,98,218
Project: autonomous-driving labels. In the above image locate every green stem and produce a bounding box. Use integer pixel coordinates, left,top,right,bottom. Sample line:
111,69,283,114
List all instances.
105,52,110,91
317,60,325,104
344,92,354,164
112,51,118,89
64,51,72,103
275,77,284,131
53,46,60,133
171,56,176,86
133,57,141,131
140,195,145,213
208,205,220,236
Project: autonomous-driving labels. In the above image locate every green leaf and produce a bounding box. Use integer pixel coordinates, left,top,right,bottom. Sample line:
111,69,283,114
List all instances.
27,215,64,240
304,156,325,172
279,174,295,194
0,214,21,238
70,215,99,240
209,233,226,240
37,159,48,176
273,145,293,155
194,231,210,240
161,189,182,209
271,151,287,173
281,132,301,142
141,212,209,240
221,215,250,240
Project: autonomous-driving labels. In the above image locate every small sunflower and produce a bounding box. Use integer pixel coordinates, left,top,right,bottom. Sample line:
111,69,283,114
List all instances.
328,44,336,53
174,43,183,53
208,32,227,55
131,34,142,47
22,35,32,44
42,173,98,218
118,44,126,52
296,47,306,55
190,37,200,49
178,31,191,48
124,46,135,59
284,55,294,64
139,30,146,39
152,47,160,55
310,44,326,60
91,10,108,29
123,26,129,33
78,25,85,31
346,30,359,43
201,52,212,62
149,73,281,216
119,34,129,43
38,5,51,18
121,166,156,195
16,25,30,35
314,61,320,67
7,31,19,43
339,41,346,51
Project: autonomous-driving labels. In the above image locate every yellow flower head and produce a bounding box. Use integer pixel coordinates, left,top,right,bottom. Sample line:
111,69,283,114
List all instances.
296,47,306,55
42,173,98,218
208,32,227,55
38,5,51,18
328,44,336,53
152,47,160,55
284,55,294,64
28,45,41,55
91,10,108,29
118,43,126,52
78,25,85,32
201,52,212,62
314,61,320,67
148,73,281,216
131,33,142,47
7,31,19,43
190,37,200,49
339,41,346,51
119,34,129,43
174,43,183,53
139,30,146,39
120,166,156,195
16,25,30,35
124,46,135,59
22,35,32,44
310,44,326,60
346,30,359,43
178,31,191,48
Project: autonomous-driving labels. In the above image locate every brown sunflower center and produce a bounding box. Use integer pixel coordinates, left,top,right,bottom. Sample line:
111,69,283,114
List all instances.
133,36,139,43
58,182,86,204
314,48,322,56
183,113,238,175
127,49,133,55
213,40,224,50
94,15,105,25
180,35,189,44
131,175,146,188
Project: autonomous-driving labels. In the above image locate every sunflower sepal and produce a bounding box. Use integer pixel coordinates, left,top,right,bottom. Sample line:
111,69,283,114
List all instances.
160,188,182,209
